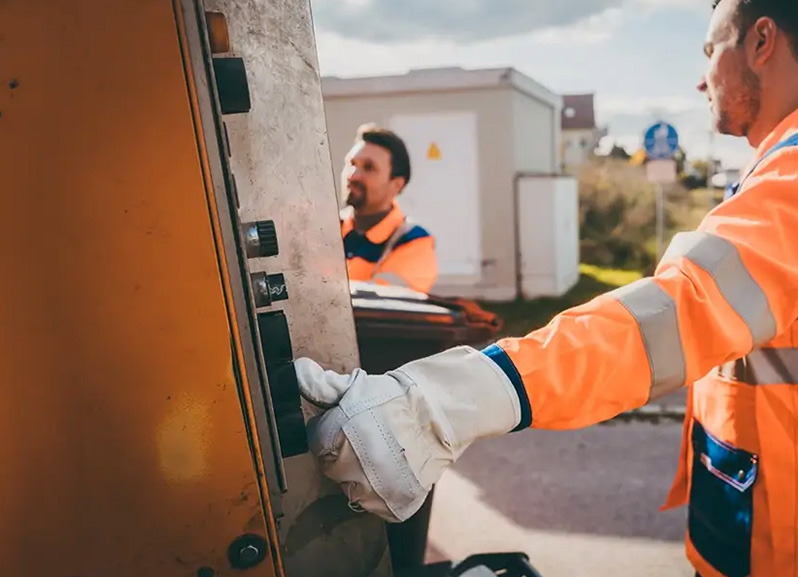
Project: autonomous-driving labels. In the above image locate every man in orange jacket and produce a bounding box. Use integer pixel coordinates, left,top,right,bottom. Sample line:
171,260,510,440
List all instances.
339,123,438,294
296,1,798,576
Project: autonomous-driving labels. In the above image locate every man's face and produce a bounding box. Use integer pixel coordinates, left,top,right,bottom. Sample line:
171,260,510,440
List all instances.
341,141,403,214
698,0,761,137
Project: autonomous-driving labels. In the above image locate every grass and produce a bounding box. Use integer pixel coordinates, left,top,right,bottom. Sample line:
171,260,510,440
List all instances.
480,264,643,339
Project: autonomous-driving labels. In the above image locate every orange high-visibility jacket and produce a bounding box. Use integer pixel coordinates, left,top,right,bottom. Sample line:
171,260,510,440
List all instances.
482,107,798,577
341,203,438,294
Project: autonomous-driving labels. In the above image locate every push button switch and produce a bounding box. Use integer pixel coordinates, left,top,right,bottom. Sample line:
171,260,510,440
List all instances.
212,57,251,114
256,311,308,458
251,272,288,308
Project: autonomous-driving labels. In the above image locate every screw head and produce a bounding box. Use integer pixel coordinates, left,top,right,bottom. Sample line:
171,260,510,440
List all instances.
239,544,260,564
228,534,268,570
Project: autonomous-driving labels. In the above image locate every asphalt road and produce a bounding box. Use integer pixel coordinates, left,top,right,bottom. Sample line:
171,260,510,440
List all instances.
424,419,695,577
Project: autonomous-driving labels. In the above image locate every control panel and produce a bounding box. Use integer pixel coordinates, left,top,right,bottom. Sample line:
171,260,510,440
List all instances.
205,11,310,465
203,7,310,497
240,219,307,459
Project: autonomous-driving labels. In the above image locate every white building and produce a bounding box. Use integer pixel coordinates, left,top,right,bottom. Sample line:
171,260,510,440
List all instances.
321,66,580,302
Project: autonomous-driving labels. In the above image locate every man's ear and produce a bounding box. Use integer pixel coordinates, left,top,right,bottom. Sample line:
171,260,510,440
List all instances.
748,16,777,66
391,176,407,195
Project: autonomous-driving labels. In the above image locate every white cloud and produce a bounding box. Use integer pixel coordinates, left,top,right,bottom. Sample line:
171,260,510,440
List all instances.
530,8,625,44
315,6,628,79
310,0,709,45
311,0,625,43
633,0,708,8
313,0,752,169
316,32,460,78
596,94,705,117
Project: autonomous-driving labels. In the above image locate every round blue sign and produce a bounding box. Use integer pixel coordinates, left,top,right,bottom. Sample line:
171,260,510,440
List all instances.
643,122,679,159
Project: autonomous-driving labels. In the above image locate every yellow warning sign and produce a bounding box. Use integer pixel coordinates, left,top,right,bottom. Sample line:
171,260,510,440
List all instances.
426,142,441,161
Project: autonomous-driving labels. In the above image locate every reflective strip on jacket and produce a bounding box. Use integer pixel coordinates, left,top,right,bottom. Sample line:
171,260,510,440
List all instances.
341,203,437,294
482,106,798,577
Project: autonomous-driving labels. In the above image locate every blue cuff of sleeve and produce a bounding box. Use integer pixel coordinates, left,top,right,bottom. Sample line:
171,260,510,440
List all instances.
481,344,532,431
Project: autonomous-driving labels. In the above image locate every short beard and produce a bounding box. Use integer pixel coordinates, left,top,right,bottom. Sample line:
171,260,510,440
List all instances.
717,65,761,137
346,184,366,209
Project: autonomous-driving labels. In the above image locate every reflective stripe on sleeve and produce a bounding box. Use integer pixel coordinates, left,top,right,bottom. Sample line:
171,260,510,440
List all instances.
610,278,687,400
663,231,777,347
718,347,798,385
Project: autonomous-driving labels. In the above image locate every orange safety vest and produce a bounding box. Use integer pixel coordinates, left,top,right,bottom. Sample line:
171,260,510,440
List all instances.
341,203,437,294
482,106,798,577
663,129,798,577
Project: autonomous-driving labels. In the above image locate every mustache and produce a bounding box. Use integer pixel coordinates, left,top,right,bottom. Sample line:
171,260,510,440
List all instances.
348,182,366,194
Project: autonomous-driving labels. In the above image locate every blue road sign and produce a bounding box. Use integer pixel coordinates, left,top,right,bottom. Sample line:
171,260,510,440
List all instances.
643,122,679,159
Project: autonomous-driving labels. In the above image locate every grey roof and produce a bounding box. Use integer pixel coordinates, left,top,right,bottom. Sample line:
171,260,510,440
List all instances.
321,66,563,109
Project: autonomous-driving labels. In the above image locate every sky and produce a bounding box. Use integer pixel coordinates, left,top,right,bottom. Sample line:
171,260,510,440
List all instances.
310,0,757,170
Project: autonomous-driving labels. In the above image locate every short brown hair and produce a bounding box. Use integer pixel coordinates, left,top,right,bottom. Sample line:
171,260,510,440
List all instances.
355,123,412,187
713,0,798,58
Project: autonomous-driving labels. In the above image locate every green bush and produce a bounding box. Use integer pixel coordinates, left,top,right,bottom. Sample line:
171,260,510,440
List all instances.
577,158,710,273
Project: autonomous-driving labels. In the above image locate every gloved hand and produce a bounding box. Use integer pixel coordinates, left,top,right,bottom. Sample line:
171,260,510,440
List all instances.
294,345,523,523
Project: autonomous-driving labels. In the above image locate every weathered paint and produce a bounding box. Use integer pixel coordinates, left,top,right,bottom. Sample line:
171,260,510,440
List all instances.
0,1,279,575
202,0,393,575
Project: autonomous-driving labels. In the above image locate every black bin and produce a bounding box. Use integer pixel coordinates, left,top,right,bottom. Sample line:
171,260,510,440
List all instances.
351,281,502,373
350,281,503,571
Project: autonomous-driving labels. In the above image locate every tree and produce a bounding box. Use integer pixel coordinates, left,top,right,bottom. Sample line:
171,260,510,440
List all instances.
681,159,710,189
691,159,710,179
608,143,631,160
673,146,687,176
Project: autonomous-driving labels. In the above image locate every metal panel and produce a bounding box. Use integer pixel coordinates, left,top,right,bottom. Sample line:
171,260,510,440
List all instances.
389,111,483,281
0,1,279,575
175,0,290,561
516,175,580,299
201,1,394,576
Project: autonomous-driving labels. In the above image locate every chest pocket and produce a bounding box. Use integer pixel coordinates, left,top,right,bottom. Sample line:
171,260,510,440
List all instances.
688,420,758,577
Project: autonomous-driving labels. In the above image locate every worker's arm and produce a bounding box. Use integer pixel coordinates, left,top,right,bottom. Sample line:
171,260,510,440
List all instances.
296,148,798,523
495,150,798,430
373,231,438,293
494,187,786,429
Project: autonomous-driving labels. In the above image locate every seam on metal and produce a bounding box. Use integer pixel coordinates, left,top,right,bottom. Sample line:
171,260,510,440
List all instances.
664,231,777,346
611,278,686,400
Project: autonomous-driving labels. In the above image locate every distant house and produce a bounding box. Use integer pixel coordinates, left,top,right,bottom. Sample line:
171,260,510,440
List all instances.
560,93,608,171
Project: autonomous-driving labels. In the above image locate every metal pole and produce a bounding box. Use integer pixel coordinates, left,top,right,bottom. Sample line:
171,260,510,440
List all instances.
656,183,664,261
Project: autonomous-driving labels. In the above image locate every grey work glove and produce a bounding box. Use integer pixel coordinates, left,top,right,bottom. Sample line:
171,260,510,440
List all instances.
295,346,522,523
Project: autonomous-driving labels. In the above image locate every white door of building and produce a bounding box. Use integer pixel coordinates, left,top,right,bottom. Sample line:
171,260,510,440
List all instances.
388,111,482,283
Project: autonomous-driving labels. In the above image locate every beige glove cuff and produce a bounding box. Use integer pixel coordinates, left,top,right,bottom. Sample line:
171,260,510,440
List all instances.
391,345,522,456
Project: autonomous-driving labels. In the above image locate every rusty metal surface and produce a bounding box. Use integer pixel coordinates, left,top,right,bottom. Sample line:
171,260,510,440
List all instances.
0,1,277,575
202,1,393,576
